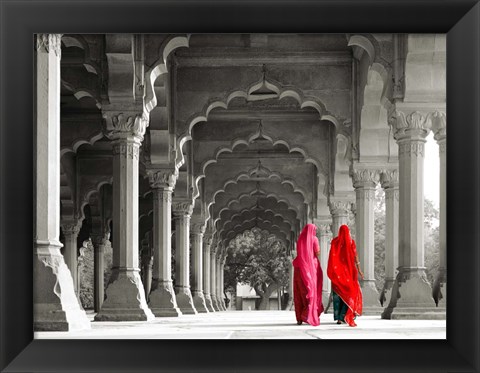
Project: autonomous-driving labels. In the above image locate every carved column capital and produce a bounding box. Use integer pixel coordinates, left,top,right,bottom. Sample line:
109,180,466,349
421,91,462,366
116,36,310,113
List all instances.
191,223,206,235
430,111,446,141
380,169,399,190
61,221,81,236
317,223,332,237
351,169,380,189
329,200,352,216
172,200,194,217
103,110,149,142
36,34,62,56
388,109,432,141
147,168,178,190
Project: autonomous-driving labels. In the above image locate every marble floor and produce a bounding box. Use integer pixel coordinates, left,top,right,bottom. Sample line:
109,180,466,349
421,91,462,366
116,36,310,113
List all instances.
35,310,446,339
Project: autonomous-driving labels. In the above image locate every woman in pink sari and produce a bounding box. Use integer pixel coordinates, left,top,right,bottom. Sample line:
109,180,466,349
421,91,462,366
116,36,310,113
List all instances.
292,224,324,326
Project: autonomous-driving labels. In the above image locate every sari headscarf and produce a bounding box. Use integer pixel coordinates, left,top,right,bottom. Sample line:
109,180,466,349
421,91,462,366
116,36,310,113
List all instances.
292,224,324,326
327,225,363,320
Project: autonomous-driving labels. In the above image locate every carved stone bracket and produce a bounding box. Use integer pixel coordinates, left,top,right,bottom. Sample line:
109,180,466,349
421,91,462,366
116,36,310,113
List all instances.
172,201,194,217
380,169,399,190
191,223,206,235
147,168,178,189
103,110,149,142
36,34,62,56
351,169,380,188
329,200,351,216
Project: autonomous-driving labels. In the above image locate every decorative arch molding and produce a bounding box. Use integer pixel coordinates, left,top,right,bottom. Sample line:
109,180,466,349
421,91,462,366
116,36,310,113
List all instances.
220,219,290,249
213,193,300,229
177,82,340,169
217,208,294,238
78,178,113,222
144,35,190,114
60,131,105,158
61,34,101,76
193,125,327,200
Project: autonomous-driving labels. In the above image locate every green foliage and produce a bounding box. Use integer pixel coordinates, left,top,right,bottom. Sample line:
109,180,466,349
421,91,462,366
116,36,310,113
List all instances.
224,228,290,307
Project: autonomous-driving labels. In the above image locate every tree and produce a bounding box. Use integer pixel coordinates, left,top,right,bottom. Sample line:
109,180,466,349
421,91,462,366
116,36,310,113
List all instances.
224,228,290,310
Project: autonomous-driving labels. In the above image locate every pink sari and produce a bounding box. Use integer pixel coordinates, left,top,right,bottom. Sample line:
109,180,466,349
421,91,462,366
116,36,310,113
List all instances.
292,224,324,326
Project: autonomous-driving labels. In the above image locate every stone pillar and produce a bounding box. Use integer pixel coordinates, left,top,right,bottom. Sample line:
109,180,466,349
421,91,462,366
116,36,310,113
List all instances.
203,233,215,312
329,200,351,238
61,221,81,295
95,109,154,321
220,255,227,310
34,34,90,331
172,201,197,315
382,108,443,319
216,256,225,311
210,248,220,311
191,224,209,313
379,170,399,307
140,236,153,301
352,169,381,312
317,223,332,307
432,112,447,307
91,232,107,313
147,169,181,317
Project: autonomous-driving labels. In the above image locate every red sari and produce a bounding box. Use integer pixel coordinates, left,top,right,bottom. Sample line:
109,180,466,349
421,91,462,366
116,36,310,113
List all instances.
292,224,324,326
327,225,363,326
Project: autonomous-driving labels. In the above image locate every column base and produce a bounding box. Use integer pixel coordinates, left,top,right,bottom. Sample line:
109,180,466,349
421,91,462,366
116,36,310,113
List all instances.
204,293,215,312
379,278,395,307
382,270,444,319
94,269,154,321
149,280,182,317
192,291,209,313
359,280,383,315
175,286,197,315
34,246,91,331
211,295,221,311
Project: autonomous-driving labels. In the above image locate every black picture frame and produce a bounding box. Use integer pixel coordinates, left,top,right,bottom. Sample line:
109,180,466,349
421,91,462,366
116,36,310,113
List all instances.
1,0,479,372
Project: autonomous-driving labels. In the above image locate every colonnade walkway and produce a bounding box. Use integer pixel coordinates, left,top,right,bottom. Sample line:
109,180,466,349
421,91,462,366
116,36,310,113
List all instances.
35,311,446,340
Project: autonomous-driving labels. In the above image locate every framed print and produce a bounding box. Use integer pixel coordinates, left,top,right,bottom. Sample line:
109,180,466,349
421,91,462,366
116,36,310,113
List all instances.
1,0,479,372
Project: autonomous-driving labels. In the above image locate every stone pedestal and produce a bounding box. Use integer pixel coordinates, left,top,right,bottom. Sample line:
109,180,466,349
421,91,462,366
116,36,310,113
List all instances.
173,201,197,315
34,34,90,331
352,169,382,313
379,170,399,307
382,108,444,319
203,233,215,312
147,171,181,317
95,110,154,322
191,225,209,313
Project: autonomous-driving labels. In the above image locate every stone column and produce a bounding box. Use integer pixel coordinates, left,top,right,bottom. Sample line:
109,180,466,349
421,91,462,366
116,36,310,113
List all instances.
352,169,381,312
34,34,90,331
91,232,107,313
95,109,154,321
140,236,153,301
61,221,81,296
203,233,215,312
382,108,443,319
210,248,220,311
216,256,225,311
317,223,332,307
379,170,399,307
220,254,227,310
432,112,447,307
172,201,197,314
191,224,209,313
329,200,351,238
147,169,181,317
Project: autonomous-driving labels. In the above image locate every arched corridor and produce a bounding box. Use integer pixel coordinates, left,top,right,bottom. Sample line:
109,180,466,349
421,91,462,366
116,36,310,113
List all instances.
34,33,446,334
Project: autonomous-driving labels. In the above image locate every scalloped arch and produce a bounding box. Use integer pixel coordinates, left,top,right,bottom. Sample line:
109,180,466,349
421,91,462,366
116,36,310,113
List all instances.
60,132,105,158
78,179,113,222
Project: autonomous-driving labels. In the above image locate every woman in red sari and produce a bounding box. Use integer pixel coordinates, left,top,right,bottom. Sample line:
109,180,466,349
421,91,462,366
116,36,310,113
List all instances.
292,224,324,326
327,225,363,327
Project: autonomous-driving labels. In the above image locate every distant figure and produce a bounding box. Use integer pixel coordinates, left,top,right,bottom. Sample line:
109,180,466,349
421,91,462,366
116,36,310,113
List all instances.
292,224,324,326
327,225,364,327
